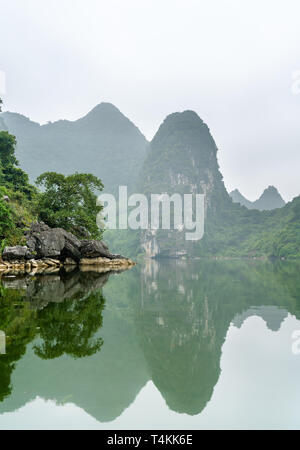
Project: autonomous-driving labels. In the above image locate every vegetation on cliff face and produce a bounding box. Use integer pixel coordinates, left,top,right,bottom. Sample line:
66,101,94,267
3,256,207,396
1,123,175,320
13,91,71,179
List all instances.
0,99,35,245
0,134,37,246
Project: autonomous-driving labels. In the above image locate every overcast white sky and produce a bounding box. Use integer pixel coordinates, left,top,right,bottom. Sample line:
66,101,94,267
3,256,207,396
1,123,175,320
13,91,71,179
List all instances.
0,0,299,201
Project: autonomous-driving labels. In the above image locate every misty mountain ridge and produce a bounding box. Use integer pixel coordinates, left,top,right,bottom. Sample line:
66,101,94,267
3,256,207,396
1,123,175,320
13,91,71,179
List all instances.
0,103,288,210
0,102,148,195
0,116,7,131
230,186,286,211
1,102,299,259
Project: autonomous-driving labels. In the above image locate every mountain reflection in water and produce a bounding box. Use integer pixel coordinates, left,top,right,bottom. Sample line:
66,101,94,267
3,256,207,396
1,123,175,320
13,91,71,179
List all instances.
0,260,300,425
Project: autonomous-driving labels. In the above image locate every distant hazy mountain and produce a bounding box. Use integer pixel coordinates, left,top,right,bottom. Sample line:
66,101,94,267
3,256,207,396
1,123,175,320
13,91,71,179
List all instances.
253,186,286,210
230,186,286,211
0,116,7,131
230,189,253,209
0,103,148,194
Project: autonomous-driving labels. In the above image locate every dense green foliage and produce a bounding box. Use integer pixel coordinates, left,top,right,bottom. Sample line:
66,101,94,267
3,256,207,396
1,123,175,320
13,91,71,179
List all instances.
0,132,36,199
0,125,38,245
36,172,104,239
194,186,300,259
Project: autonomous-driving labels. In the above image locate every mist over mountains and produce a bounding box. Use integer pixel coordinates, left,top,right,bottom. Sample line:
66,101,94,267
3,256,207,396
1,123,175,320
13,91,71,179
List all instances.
0,117,7,132
1,102,299,259
0,103,286,208
230,186,286,211
0,103,148,194
134,109,299,259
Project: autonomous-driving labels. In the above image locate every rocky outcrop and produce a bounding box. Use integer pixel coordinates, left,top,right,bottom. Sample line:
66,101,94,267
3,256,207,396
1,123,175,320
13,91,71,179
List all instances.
23,222,128,262
2,246,31,261
1,222,135,273
0,258,61,274
80,257,134,269
80,239,113,259
25,222,82,261
138,110,230,258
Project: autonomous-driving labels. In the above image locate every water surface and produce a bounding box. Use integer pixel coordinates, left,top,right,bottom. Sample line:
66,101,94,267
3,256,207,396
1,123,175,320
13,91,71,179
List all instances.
0,259,300,430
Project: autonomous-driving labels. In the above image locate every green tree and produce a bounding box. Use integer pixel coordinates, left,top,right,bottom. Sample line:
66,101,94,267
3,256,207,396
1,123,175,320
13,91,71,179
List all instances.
0,188,15,240
0,131,36,200
36,172,104,239
0,117,37,245
0,132,18,167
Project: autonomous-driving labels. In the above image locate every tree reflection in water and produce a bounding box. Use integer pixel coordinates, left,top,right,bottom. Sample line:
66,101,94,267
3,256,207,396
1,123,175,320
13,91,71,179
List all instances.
0,270,108,400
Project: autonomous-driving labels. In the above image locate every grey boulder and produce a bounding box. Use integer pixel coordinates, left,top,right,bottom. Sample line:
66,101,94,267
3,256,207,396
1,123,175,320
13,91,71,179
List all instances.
80,240,113,259
25,222,81,261
2,246,31,261
3,222,127,264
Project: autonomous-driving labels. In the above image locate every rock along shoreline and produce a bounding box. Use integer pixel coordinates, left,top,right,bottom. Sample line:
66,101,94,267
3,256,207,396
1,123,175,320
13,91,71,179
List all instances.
0,222,135,275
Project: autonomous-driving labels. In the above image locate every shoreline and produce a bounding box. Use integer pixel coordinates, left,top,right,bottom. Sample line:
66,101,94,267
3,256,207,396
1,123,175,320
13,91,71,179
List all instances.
0,257,136,276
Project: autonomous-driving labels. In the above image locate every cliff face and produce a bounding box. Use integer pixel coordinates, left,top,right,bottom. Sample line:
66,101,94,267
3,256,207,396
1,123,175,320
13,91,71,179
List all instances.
140,111,228,200
0,103,148,195
139,111,231,257
138,111,299,259
230,186,286,211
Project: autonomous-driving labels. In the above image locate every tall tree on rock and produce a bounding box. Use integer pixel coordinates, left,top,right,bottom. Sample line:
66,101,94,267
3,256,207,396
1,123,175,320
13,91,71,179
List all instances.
36,172,104,240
